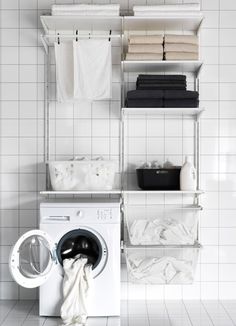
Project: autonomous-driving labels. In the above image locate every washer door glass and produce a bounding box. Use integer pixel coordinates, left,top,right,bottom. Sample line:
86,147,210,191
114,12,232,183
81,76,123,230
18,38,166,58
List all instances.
9,230,56,288
57,228,108,278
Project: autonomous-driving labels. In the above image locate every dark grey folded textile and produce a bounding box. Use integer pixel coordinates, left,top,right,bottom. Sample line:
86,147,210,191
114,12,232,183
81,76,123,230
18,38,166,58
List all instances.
138,74,186,81
164,99,199,108
164,90,199,100
137,84,186,90
126,99,163,108
127,90,163,99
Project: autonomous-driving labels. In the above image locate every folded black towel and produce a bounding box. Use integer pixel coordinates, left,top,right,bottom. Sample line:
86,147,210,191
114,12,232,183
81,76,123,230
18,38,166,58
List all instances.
137,84,186,90
126,90,163,100
164,90,199,100
165,99,199,108
138,74,186,82
126,99,163,108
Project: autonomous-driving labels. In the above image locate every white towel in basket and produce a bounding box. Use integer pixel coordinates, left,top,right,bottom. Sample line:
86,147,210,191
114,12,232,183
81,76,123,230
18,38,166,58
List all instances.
73,39,112,101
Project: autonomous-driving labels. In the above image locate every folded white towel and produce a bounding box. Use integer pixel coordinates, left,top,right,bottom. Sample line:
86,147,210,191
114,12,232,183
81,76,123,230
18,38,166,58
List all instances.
134,11,202,17
126,53,163,61
165,52,198,60
164,43,198,53
52,10,119,16
73,40,112,101
60,256,93,326
129,35,163,45
133,4,200,12
52,4,120,12
54,42,74,103
165,34,198,45
128,44,163,54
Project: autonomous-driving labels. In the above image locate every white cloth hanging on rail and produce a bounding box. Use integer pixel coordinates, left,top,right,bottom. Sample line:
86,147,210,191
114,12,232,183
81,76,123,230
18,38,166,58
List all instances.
60,256,93,326
54,42,74,102
73,39,112,101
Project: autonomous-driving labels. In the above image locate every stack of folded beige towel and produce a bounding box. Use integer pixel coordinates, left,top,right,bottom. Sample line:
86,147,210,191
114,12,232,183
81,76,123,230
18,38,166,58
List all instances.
126,35,163,61
164,34,198,61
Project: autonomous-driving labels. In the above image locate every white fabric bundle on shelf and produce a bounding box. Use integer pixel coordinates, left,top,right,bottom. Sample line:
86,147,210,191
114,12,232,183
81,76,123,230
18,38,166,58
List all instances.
52,4,120,16
60,256,93,326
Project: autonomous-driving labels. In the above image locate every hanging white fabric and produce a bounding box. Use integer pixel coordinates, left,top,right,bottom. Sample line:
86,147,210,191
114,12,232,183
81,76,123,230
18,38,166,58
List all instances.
60,256,93,326
73,39,112,101
54,42,74,103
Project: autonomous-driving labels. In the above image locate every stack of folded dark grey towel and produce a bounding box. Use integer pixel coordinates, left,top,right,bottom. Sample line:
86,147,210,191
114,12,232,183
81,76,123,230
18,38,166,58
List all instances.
126,75,199,108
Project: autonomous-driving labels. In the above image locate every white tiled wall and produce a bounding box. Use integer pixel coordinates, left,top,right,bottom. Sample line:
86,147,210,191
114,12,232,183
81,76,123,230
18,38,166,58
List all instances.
1,0,236,300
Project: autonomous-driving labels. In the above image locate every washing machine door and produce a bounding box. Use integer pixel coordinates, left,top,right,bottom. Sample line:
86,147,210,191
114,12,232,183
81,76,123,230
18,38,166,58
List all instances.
9,230,56,288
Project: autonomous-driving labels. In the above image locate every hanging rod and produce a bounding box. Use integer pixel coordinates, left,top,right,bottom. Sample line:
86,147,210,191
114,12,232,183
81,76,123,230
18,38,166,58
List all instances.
44,33,121,39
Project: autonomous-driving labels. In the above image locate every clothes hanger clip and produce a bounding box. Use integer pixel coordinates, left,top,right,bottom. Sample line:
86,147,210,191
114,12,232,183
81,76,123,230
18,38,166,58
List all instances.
75,30,78,42
57,33,60,45
109,30,112,42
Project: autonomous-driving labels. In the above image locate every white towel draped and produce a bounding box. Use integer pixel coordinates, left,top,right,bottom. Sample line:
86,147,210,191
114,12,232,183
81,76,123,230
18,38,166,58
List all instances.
54,42,74,103
60,256,93,326
73,39,112,101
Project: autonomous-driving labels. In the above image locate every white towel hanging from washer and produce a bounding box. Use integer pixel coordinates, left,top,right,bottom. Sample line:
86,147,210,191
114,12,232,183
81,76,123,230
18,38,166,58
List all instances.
73,39,112,101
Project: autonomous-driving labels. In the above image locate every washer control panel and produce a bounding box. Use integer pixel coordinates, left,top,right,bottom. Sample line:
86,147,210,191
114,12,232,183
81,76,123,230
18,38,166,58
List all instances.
96,208,113,220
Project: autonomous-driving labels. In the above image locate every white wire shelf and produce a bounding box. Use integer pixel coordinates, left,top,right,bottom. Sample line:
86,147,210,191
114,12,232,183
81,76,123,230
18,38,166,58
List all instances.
123,189,204,195
122,107,204,117
40,189,204,196
40,190,122,195
122,60,203,75
123,15,204,32
40,15,122,33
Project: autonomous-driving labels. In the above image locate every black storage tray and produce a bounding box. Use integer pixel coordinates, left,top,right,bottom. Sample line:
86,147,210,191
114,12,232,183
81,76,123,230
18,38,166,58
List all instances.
136,168,181,190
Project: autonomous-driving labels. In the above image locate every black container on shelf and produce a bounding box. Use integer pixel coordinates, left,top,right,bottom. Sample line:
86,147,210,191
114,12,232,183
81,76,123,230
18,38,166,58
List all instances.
136,168,181,190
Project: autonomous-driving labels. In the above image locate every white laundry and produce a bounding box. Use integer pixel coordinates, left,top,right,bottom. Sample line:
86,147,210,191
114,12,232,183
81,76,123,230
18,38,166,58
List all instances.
52,4,120,16
54,42,74,103
128,255,193,284
129,218,196,245
73,40,112,101
60,256,93,326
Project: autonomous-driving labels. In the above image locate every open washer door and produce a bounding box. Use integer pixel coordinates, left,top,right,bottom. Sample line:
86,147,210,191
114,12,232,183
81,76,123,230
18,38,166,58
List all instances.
9,230,56,288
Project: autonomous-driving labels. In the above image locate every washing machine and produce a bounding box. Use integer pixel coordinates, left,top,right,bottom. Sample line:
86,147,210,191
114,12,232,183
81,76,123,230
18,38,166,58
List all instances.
9,200,121,317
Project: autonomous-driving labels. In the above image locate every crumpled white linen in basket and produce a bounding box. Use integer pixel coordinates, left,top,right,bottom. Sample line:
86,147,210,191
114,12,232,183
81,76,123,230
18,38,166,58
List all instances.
129,218,196,245
60,256,93,326
73,39,112,101
128,256,193,284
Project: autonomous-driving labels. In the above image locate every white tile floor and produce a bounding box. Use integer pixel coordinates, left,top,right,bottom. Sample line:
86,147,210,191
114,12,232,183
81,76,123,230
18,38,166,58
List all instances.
1,300,236,326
